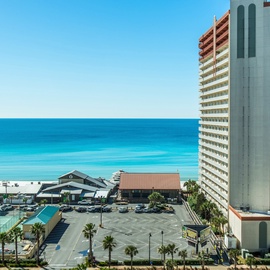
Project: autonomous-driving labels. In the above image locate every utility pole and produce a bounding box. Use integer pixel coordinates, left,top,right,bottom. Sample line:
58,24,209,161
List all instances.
149,233,152,264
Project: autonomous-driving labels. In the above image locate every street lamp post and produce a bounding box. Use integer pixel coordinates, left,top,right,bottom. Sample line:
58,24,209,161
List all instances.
100,196,103,227
149,233,152,264
160,230,164,260
2,181,9,203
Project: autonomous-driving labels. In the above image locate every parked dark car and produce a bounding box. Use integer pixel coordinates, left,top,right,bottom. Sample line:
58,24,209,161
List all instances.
135,208,143,213
136,203,145,209
143,207,153,213
152,207,161,213
102,206,112,212
76,206,87,212
59,204,73,212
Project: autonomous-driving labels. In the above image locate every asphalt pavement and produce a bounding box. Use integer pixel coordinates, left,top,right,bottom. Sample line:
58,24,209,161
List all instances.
40,203,213,269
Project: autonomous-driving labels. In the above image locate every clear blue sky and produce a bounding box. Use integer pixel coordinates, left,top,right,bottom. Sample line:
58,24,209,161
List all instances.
0,0,229,118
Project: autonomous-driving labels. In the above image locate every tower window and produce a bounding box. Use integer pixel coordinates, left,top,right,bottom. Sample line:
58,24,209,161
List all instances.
248,4,256,57
237,5,245,58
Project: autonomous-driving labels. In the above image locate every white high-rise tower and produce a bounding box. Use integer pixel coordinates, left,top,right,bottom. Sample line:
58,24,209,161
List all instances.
199,0,270,251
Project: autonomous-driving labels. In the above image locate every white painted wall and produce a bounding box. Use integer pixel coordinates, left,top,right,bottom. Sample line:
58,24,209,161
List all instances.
229,0,270,212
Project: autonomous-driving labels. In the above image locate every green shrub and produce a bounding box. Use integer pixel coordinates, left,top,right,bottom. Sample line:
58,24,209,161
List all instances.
99,261,108,266
124,259,162,266
258,259,270,265
173,259,214,266
98,260,118,266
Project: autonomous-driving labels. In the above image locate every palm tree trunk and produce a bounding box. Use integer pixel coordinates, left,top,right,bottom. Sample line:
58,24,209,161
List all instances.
131,255,133,270
1,242,5,264
109,249,111,269
15,238,18,264
37,238,40,265
89,236,93,264
183,260,186,270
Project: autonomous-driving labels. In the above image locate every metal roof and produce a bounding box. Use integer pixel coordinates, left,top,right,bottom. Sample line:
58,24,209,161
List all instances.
23,206,59,225
59,170,108,188
0,182,43,195
94,190,110,198
42,181,98,192
60,189,82,195
119,173,181,190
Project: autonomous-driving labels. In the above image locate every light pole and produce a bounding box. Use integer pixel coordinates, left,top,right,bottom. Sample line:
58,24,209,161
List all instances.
160,230,164,260
149,233,152,264
2,181,9,203
100,196,103,228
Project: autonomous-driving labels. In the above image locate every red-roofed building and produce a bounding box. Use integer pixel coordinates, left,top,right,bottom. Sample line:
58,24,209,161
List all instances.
118,172,181,203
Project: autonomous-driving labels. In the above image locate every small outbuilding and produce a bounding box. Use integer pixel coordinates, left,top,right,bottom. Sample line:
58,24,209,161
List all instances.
118,172,181,203
22,205,62,240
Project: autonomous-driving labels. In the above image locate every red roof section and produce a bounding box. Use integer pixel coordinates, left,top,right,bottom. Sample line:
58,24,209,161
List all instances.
119,173,181,190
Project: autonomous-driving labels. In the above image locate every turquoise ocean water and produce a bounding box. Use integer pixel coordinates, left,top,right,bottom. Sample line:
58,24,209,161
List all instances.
0,118,199,181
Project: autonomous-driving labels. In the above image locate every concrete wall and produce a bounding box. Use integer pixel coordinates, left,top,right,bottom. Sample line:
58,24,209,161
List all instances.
229,208,270,251
229,0,270,212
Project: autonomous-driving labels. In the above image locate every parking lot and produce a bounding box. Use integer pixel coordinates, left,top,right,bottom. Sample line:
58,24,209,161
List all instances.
41,203,212,269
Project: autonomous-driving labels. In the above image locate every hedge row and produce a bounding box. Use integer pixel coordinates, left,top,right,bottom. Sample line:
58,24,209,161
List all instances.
97,259,215,266
0,258,48,267
257,259,270,265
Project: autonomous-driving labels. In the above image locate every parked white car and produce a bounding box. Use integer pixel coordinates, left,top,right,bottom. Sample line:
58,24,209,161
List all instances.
78,199,91,205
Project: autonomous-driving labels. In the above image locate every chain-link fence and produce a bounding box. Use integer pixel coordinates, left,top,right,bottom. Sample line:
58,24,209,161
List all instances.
0,212,22,232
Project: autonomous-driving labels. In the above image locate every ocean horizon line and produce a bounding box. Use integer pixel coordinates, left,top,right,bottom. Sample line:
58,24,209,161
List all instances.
0,117,200,120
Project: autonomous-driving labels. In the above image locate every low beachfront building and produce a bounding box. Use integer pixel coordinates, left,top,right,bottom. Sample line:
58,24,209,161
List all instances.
22,205,62,240
0,181,45,204
118,172,181,203
58,170,108,188
37,170,116,204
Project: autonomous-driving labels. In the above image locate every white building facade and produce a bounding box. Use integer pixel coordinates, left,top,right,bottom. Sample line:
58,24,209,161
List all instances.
199,0,270,251
199,12,230,216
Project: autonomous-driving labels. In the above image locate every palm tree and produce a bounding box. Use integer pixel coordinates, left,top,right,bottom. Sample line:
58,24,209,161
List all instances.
40,199,47,206
124,245,138,269
23,197,28,206
30,222,45,265
82,223,97,265
158,245,168,265
0,232,10,264
8,194,14,204
183,180,199,196
10,227,24,264
178,249,188,270
166,259,177,270
198,251,206,270
102,235,116,269
166,243,178,261
246,256,256,270
63,192,70,204
211,216,222,235
219,216,228,235
229,249,240,270
200,200,216,221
